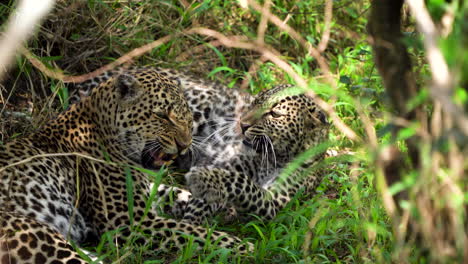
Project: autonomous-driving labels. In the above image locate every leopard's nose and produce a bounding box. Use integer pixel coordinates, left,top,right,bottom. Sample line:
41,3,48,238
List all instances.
176,138,191,155
240,122,251,134
318,111,328,124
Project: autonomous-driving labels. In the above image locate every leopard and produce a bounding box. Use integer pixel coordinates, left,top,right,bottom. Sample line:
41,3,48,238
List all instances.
181,84,330,224
69,66,252,168
0,67,252,264
68,67,330,226
68,66,254,218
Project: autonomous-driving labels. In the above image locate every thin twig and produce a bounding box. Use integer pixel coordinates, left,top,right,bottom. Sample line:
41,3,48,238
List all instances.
19,34,175,83
175,36,248,62
257,0,271,45
247,0,333,85
318,0,333,52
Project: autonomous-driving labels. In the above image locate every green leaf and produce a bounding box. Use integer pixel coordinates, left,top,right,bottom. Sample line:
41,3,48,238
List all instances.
206,44,228,66
139,166,165,224
397,124,418,141
208,66,235,78
455,87,467,104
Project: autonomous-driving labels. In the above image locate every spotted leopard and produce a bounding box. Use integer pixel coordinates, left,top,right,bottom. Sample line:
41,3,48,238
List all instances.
182,84,330,224
68,66,255,219
0,67,252,264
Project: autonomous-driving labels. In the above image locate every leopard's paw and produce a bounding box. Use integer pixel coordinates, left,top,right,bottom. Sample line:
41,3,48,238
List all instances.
220,206,238,223
186,168,229,204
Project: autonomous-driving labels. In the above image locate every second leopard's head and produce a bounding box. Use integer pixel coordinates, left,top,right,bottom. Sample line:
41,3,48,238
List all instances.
239,84,329,164
90,68,193,169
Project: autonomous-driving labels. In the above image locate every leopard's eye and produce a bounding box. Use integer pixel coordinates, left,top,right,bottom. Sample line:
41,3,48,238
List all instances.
269,109,284,118
154,112,169,121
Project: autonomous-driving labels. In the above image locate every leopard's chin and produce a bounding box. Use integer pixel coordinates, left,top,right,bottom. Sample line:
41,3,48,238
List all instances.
242,139,253,148
242,137,268,154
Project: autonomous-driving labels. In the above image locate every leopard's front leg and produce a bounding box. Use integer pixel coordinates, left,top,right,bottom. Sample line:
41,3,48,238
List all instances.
186,168,280,220
186,167,322,220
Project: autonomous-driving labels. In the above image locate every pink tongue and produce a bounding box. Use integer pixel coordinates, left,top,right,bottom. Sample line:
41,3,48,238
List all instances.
151,151,166,166
151,151,175,166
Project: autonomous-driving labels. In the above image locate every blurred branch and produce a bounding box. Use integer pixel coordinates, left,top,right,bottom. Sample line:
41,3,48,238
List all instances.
368,0,421,119
368,0,422,168
318,0,333,52
369,0,467,261
256,0,271,45
406,0,468,136
0,0,55,81
367,0,418,243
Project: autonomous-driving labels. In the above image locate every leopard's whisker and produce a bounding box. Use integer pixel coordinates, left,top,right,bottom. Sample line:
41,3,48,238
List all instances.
204,125,234,146
188,143,205,160
265,135,277,170
202,116,236,123
201,123,232,144
262,136,268,173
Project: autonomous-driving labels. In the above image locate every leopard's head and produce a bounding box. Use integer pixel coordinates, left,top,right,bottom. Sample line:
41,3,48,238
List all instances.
92,68,193,169
239,85,329,164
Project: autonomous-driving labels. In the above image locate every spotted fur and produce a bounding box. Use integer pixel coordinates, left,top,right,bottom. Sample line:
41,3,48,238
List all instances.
0,67,252,264
183,84,330,224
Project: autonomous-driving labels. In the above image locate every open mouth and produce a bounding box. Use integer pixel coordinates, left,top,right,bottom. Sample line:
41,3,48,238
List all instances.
141,142,177,169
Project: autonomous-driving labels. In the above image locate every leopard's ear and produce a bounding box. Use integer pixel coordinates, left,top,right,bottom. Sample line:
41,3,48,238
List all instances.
115,73,142,101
